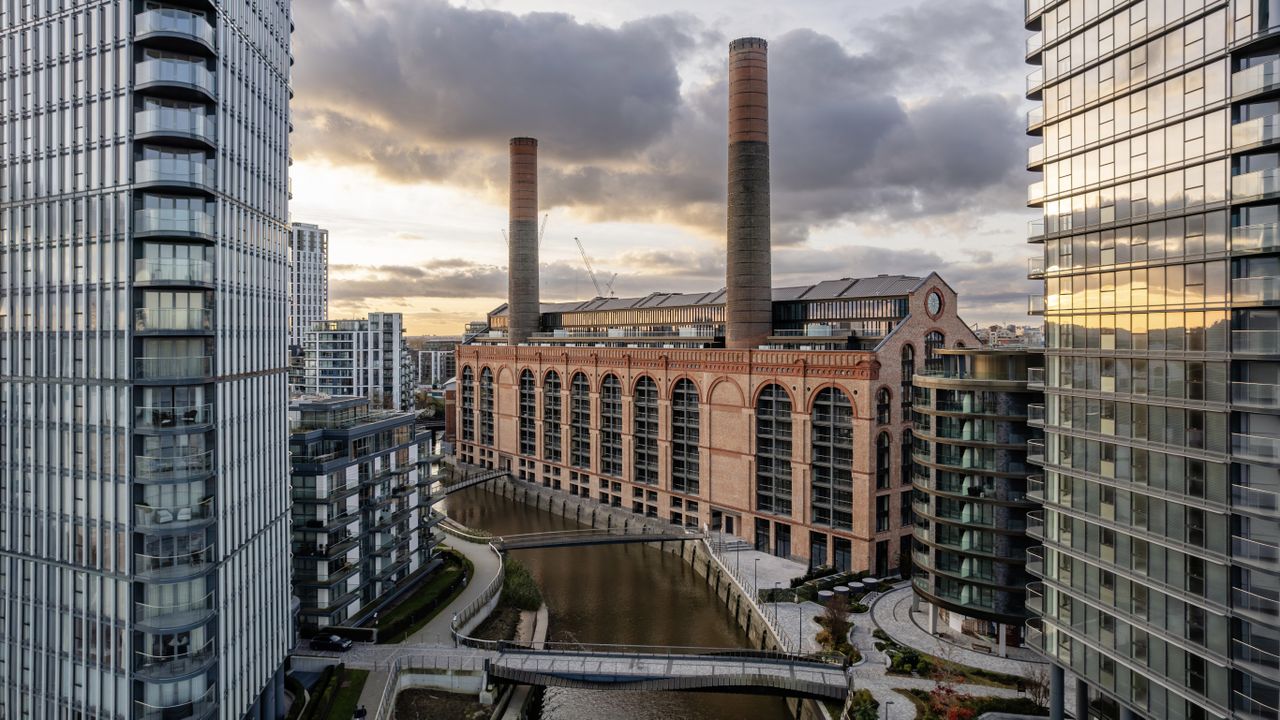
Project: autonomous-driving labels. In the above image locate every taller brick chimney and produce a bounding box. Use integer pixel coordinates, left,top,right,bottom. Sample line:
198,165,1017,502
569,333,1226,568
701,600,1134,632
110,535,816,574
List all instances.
507,137,539,345
725,38,771,350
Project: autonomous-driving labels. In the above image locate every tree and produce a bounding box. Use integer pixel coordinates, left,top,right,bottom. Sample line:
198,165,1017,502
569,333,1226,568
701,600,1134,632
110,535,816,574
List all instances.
815,595,853,655
1026,664,1051,709
842,689,878,720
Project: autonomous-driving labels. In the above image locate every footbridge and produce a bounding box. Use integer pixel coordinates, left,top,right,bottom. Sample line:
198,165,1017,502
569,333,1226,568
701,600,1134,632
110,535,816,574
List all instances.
491,527,704,551
439,469,508,496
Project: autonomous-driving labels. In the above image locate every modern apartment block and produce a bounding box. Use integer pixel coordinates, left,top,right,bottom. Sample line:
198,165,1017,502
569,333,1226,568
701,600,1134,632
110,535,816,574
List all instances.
910,348,1044,657
415,339,459,388
288,396,444,632
289,222,329,351
1025,2,1279,719
299,312,414,411
0,1,293,718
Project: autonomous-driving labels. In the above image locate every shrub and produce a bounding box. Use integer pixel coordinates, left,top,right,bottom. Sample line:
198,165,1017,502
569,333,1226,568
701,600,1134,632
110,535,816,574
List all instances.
873,628,891,642
850,602,869,613
502,557,543,612
846,688,879,720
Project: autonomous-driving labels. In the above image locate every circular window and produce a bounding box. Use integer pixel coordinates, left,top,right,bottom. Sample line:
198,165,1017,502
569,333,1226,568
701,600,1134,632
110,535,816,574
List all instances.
926,290,943,317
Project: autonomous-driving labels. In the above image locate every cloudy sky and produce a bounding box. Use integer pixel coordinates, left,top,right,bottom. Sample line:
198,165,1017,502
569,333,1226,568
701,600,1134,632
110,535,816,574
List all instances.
290,0,1038,335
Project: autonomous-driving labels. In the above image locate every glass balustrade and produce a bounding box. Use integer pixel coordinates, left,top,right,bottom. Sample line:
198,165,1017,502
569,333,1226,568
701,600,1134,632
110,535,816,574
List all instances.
136,308,213,332
1233,535,1279,566
1232,222,1280,254
1026,68,1044,93
1233,114,1280,149
135,403,212,430
136,58,216,97
1232,483,1279,512
136,7,216,47
136,451,213,481
1233,276,1280,304
1028,256,1045,278
1027,367,1045,386
135,258,214,285
135,685,218,720
135,638,217,681
135,592,215,630
135,498,214,530
1233,59,1280,99
1026,546,1044,576
135,356,213,380
136,108,215,144
1234,432,1280,462
135,208,215,237
1027,510,1044,539
1028,295,1045,315
136,545,215,581
1234,330,1280,354
1233,168,1280,199
1027,106,1044,130
1233,382,1280,410
136,158,215,188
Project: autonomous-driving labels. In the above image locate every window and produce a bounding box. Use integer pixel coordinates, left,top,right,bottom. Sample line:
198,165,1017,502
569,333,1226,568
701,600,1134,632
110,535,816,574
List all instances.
876,388,891,424
570,373,591,469
901,430,914,484
900,490,913,526
460,367,475,442
925,331,945,364
901,344,915,407
671,379,701,495
479,368,494,445
600,375,622,477
542,371,561,462
633,377,659,485
811,388,853,530
876,495,892,532
876,432,892,489
519,370,536,457
755,384,792,515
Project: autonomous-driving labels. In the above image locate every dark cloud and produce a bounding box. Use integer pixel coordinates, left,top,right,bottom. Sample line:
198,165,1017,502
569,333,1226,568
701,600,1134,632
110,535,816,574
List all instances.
292,0,1030,241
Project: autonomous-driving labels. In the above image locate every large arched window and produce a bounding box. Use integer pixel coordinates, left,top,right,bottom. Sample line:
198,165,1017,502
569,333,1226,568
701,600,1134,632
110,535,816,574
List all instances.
479,368,494,445
901,344,916,408
811,387,853,530
600,375,622,477
925,331,945,368
519,370,536,456
570,373,591,469
633,377,659,485
755,384,792,516
542,371,562,462
671,379,701,495
876,388,892,425
460,366,475,442
876,432,892,489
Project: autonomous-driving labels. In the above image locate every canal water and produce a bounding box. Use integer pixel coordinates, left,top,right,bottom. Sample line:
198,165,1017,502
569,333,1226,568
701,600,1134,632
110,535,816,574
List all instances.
445,486,793,720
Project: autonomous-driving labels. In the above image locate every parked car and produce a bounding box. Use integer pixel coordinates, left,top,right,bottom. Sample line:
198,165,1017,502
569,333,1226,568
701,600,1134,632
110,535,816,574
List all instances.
309,634,353,652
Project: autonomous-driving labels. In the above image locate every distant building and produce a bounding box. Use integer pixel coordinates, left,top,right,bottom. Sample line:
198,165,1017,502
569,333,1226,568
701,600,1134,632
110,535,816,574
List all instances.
290,222,330,351
299,312,414,410
417,340,459,387
910,348,1044,657
975,324,1044,348
289,396,444,631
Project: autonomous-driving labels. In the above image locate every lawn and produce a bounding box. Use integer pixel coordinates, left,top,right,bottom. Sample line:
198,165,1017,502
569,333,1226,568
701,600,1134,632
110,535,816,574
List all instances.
376,549,473,643
290,666,369,720
325,668,369,720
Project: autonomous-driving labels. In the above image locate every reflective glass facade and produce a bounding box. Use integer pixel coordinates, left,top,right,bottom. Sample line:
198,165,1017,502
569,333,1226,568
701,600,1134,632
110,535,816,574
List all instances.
1026,1,1280,718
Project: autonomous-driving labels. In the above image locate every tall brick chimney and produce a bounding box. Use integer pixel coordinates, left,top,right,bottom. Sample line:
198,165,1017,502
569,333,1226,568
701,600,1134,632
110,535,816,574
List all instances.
507,137,539,345
725,38,771,350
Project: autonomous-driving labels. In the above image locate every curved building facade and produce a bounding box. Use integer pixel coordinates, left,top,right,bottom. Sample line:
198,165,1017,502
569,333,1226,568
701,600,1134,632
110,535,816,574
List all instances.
910,349,1044,655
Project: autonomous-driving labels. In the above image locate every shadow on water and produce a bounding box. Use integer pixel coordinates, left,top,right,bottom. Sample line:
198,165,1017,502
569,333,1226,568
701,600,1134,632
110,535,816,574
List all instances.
446,486,794,720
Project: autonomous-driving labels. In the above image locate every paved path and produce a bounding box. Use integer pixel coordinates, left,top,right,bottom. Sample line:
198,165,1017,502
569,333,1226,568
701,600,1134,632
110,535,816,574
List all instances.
406,536,503,644
870,586,1044,677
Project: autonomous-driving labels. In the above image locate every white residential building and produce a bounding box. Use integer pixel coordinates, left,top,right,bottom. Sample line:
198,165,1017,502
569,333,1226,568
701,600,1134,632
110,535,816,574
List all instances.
289,222,329,350
0,1,293,718
301,313,414,411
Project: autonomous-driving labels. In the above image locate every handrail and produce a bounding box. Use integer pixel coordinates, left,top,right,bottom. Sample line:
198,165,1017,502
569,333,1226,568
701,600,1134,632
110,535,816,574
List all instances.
700,535,796,654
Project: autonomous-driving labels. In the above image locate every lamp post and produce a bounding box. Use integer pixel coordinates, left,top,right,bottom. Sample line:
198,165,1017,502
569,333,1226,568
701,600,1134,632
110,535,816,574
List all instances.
753,557,760,597
883,700,895,719
773,581,780,624
795,586,803,654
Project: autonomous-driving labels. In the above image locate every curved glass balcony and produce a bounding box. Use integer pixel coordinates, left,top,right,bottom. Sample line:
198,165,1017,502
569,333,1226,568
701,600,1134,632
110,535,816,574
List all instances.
1026,106,1044,132
135,592,215,631
1026,31,1044,58
1026,68,1044,96
1232,168,1280,201
136,158,215,191
135,308,213,333
136,451,213,482
1027,143,1045,169
1233,114,1280,150
136,684,218,720
1234,59,1280,101
136,58,216,99
135,208,215,238
1026,546,1044,576
1027,438,1045,465
136,108,216,146
135,498,215,531
1027,181,1046,206
1233,276,1280,305
136,355,213,380
135,639,217,682
136,545,215,581
136,8,215,52
135,403,213,430
135,258,214,286
1233,222,1280,254
1027,510,1044,540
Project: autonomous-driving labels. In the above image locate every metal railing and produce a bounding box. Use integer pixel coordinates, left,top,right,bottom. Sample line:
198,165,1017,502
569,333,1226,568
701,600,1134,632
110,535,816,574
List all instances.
135,685,218,720
701,536,796,654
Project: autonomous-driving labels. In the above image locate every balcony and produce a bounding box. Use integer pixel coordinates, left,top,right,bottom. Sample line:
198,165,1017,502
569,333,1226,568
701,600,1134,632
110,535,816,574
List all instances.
1234,276,1280,305
1233,222,1280,254
1237,329,1280,356
1026,546,1044,577
1027,181,1046,206
135,545,215,581
1027,403,1045,427
1027,474,1045,502
1027,295,1045,315
1026,510,1044,540
135,355,213,381
1027,256,1045,279
1027,143,1045,170
1233,483,1279,512
1232,168,1280,201
135,307,212,333
1027,366,1045,388
135,7,216,53
1234,637,1280,671
135,403,212,431
1234,586,1280,619
1234,690,1280,720
1027,219,1046,241
1233,432,1280,463
135,498,214,532
135,58,216,100
1234,59,1280,101
1234,382,1280,410
135,157,215,191
136,451,213,482
1026,106,1044,132
134,208,215,239
1026,31,1044,58
1026,68,1045,97
136,107,216,147
1236,115,1280,152
1234,535,1279,568
135,685,218,720
135,258,214,286
135,639,217,682
135,592,216,632
1024,617,1046,654
1026,581,1044,616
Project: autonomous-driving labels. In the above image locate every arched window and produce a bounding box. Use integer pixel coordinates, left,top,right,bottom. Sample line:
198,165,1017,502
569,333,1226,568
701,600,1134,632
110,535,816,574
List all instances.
901,429,914,485
570,373,591,470
542,371,562,462
954,340,966,348
876,432,892,489
756,384,793,516
925,331,945,363
519,370,536,457
900,344,916,408
633,377,659,485
671,379,701,495
460,367,475,442
479,368,494,445
811,387,853,531
876,388,892,425
600,375,622,477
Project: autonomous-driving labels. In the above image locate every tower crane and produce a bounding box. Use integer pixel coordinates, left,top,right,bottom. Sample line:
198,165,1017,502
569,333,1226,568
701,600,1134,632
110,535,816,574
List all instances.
575,237,605,298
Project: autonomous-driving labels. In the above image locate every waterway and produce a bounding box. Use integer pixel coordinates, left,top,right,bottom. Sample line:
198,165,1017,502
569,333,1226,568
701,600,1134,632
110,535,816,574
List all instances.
445,486,793,720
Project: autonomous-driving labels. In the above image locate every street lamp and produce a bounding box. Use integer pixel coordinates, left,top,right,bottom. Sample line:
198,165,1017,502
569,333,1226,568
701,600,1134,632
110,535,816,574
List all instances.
753,557,760,596
794,586,803,654
773,581,781,624
883,700,895,719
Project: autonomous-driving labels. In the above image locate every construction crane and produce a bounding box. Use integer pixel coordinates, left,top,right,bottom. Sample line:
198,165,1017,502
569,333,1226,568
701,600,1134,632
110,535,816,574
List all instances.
575,237,607,298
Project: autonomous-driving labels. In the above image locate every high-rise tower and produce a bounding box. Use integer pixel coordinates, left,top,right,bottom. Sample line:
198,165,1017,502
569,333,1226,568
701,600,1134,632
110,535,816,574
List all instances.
290,222,330,350
0,2,294,718
1025,2,1279,719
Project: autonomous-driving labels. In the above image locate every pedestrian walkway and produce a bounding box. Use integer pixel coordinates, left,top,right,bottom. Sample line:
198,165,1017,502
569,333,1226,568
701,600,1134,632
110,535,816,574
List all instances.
407,536,503,644
870,585,1044,677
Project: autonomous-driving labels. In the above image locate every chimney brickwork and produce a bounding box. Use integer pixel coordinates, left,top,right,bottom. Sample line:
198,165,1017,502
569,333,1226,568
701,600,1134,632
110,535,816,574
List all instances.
508,137,540,345
725,37,771,350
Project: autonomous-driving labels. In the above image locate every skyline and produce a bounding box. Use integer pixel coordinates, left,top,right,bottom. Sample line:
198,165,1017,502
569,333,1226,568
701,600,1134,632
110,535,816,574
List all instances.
290,0,1037,335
